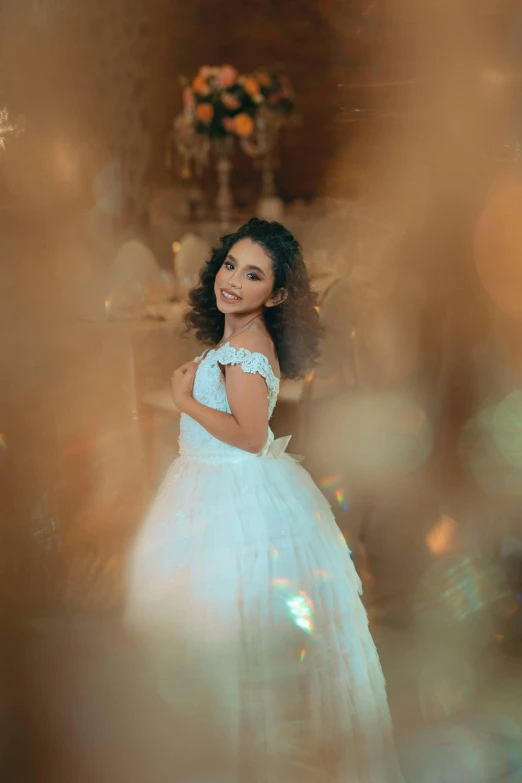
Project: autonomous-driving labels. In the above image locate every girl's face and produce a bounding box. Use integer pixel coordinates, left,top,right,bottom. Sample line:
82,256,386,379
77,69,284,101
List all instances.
214,238,284,315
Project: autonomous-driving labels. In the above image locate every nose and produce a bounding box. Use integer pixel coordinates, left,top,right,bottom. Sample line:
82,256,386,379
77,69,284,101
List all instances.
229,272,242,289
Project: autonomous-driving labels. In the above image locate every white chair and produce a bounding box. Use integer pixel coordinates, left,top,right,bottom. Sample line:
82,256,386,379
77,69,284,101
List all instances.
174,233,211,298
109,239,161,310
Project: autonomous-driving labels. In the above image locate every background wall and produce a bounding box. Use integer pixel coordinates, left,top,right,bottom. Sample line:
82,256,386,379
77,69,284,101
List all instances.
1,0,517,219
0,0,387,214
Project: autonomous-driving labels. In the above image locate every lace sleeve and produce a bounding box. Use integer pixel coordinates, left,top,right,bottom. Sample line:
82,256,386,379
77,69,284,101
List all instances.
215,343,280,416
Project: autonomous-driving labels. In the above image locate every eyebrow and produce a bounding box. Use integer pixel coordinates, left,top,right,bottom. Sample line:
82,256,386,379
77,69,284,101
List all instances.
227,254,266,275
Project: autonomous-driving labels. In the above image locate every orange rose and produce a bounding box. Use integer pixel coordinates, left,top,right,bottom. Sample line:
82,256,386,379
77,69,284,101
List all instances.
243,77,260,97
233,113,254,137
196,103,214,123
192,75,210,96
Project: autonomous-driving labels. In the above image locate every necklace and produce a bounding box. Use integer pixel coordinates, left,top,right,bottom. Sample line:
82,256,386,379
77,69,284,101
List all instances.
217,314,262,348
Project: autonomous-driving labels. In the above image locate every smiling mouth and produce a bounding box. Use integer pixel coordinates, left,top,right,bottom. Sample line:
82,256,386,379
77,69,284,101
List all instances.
220,288,242,301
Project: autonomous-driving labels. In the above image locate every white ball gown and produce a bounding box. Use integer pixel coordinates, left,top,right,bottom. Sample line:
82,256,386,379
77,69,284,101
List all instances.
126,343,403,783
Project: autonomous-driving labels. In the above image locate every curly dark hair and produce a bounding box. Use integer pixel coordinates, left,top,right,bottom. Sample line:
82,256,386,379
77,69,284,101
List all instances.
184,218,322,379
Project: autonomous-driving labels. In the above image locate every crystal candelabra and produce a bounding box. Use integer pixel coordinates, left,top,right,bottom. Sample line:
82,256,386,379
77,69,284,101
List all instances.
168,113,237,229
241,109,282,199
167,112,209,182
212,136,234,231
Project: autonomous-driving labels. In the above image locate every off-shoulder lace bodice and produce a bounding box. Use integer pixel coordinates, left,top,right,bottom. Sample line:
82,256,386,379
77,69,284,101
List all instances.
179,343,280,461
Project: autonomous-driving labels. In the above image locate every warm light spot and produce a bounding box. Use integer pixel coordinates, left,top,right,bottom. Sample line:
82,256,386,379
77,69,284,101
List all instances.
426,515,457,557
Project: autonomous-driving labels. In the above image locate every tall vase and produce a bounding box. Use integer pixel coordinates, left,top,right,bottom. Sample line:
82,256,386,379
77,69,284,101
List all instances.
212,136,234,231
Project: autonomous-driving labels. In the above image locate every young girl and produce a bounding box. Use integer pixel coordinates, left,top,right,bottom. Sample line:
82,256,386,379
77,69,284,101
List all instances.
126,219,402,782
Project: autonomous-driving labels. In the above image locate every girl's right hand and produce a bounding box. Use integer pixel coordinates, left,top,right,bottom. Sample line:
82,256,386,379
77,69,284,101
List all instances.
171,360,198,411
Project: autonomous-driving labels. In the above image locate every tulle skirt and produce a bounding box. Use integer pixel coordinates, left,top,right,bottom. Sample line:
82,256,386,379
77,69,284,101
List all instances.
125,453,402,782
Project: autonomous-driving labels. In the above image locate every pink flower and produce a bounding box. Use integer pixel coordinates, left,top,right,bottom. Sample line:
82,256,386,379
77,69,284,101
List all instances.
220,65,238,89
222,117,235,132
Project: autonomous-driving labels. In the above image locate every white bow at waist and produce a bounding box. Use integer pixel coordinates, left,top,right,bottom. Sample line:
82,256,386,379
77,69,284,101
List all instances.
259,434,302,462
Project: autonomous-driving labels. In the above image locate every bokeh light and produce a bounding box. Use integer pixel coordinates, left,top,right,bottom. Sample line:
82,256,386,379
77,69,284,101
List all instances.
493,391,522,470
426,516,457,557
272,578,315,637
287,592,314,635
460,393,522,497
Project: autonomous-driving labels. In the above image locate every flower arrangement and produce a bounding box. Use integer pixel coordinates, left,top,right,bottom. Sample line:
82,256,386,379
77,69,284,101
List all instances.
173,65,295,226
253,68,295,115
182,65,264,141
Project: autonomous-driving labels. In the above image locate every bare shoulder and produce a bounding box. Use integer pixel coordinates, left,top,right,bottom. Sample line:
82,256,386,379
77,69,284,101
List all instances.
227,323,280,377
